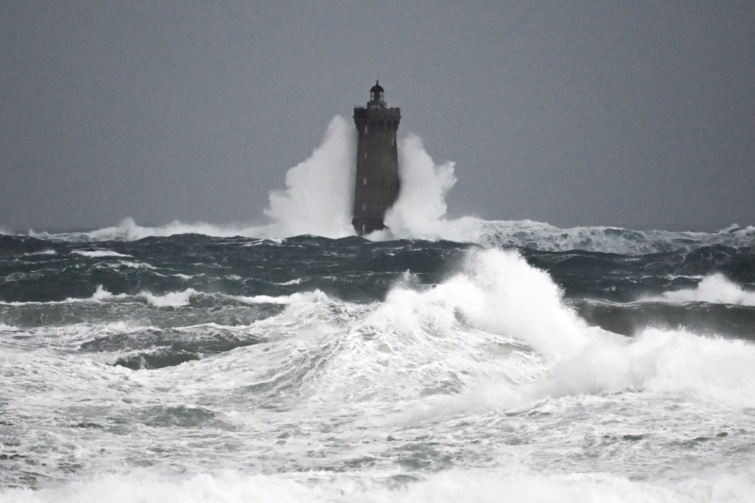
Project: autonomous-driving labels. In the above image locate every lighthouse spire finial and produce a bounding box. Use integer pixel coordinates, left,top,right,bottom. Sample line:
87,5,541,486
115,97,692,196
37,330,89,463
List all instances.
369,80,385,103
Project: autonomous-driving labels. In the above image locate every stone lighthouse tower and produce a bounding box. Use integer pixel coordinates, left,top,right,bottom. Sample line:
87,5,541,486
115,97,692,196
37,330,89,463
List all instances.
352,81,401,235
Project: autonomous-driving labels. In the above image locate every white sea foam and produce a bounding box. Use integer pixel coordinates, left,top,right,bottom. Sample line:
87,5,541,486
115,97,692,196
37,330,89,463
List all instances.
26,217,264,242
90,285,128,302
98,286,206,307
0,285,329,308
72,250,131,258
137,288,198,307
2,466,754,503
24,249,57,256
0,286,125,306
235,290,330,305
476,220,755,253
373,249,596,357
113,260,157,270
0,320,156,354
172,273,195,280
277,278,303,286
533,326,755,409
354,249,755,420
3,247,754,495
117,286,329,308
7,285,195,307
640,273,755,306
83,218,258,241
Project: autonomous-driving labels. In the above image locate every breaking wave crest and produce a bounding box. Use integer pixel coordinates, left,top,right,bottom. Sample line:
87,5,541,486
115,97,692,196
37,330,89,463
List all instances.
184,248,755,428
29,218,260,242
479,221,755,253
339,249,755,418
0,286,330,308
71,250,131,258
640,273,755,306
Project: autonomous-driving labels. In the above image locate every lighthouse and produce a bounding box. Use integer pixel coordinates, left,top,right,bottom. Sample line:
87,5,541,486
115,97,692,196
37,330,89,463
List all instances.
352,81,401,236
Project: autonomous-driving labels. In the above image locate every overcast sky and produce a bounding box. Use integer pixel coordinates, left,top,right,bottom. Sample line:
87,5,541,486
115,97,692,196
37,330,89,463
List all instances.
1,1,753,232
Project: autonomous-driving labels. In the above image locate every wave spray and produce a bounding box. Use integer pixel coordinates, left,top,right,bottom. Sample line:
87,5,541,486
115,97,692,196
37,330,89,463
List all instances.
260,117,476,240
259,116,356,238
381,134,482,241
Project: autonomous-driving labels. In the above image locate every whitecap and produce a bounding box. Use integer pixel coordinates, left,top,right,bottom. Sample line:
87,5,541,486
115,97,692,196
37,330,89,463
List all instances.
24,249,57,256
2,466,754,503
276,278,303,286
639,274,755,306
72,250,131,258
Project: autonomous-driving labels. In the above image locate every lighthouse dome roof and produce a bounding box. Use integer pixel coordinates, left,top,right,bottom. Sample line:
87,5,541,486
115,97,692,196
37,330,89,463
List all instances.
370,81,384,93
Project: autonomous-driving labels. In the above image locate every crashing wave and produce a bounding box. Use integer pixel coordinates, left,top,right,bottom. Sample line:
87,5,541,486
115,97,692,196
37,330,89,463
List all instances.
9,115,753,254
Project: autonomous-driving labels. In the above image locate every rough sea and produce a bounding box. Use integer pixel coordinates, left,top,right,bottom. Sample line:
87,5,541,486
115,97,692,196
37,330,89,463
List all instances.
2,118,755,501
1,220,754,502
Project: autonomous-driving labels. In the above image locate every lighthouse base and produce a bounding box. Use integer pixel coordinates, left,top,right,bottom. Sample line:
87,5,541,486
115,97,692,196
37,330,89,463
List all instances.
352,217,386,236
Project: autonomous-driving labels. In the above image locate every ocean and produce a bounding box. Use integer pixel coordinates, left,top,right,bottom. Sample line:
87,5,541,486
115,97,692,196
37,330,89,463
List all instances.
2,117,755,501
1,220,754,502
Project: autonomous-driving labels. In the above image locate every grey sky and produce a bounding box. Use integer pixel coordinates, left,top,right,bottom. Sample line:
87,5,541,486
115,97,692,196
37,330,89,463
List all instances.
1,1,753,232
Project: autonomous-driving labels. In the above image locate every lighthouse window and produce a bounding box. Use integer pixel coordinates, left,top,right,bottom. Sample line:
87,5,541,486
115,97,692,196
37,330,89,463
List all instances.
362,203,367,211
363,177,367,186
364,153,367,159
365,126,368,134
392,137,395,146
